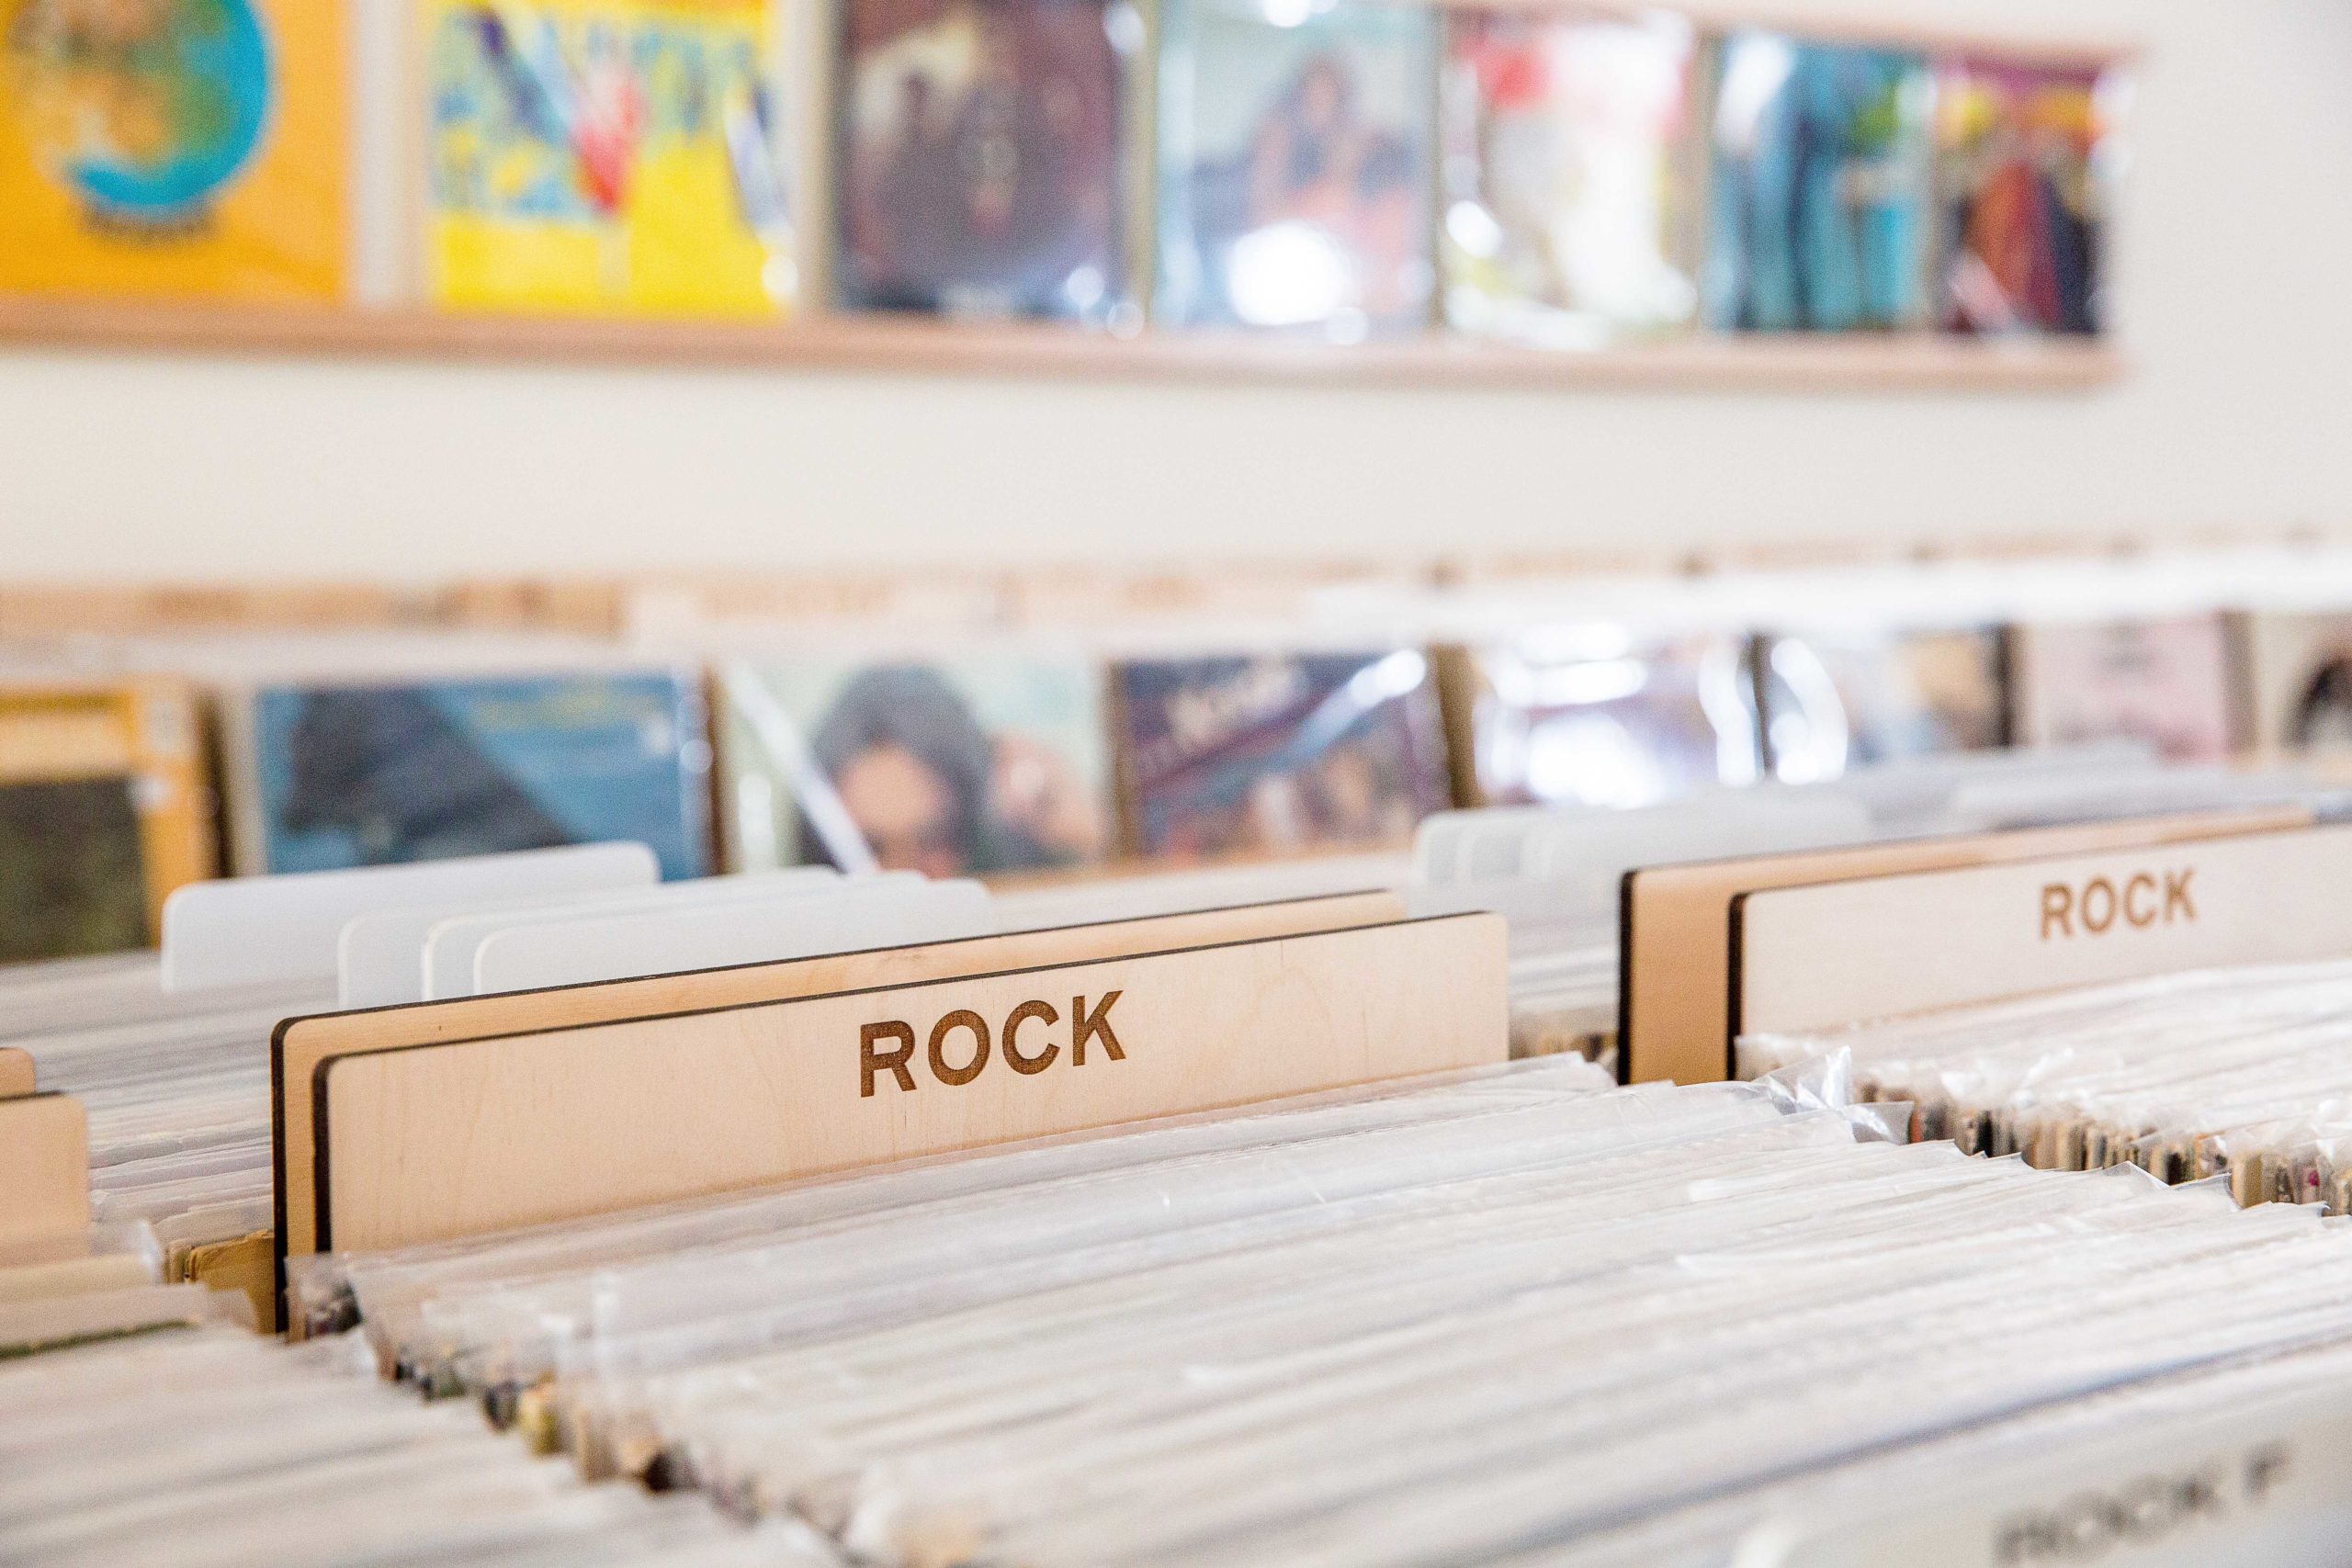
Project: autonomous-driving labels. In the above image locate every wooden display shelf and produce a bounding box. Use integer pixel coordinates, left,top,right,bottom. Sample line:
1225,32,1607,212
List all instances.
0,296,2122,393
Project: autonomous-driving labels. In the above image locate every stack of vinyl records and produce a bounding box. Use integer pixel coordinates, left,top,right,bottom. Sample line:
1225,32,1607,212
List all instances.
267,1055,2352,1566
1743,956,2352,1211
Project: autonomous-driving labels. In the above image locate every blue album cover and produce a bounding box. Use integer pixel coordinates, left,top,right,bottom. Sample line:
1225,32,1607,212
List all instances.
1704,33,1933,332
1114,649,1448,859
249,671,712,878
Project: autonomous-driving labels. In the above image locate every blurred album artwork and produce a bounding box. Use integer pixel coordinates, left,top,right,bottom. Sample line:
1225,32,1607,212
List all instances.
1705,33,1934,332
243,671,711,878
421,0,792,317
0,778,148,964
836,0,1129,320
718,654,1110,876
2010,615,2239,762
1758,626,2007,782
1114,649,1448,859
1439,10,1697,344
1936,57,2114,335
1155,0,1435,334
2241,612,2352,751
1449,631,1759,809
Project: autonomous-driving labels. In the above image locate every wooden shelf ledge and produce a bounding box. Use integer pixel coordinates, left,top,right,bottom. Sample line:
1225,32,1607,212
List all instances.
0,296,2122,394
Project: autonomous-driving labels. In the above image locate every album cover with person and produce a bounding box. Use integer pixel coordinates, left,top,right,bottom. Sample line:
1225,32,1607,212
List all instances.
1703,32,1934,332
1440,631,1760,808
2240,611,2352,752
1756,626,2008,781
1440,9,1698,343
836,0,1127,320
1935,55,2115,335
716,651,1112,875
2008,614,2241,761
234,670,711,878
1154,0,1435,333
1112,649,1448,859
0,681,214,959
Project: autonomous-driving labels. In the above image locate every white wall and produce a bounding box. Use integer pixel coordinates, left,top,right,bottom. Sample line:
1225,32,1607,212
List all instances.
1,0,2346,583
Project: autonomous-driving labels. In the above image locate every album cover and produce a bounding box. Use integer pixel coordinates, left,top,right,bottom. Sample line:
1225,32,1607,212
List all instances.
0,779,148,964
1935,56,2112,335
715,651,1111,876
1703,32,1934,332
2240,611,2352,751
1155,0,1435,333
1758,626,2007,781
238,670,711,878
836,0,1126,320
1439,10,1698,343
1441,631,1759,808
0,0,346,299
1114,649,1449,859
421,0,791,316
2009,615,2240,761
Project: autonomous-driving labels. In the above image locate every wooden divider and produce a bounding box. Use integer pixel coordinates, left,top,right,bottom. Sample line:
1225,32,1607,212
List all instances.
311,914,1504,1254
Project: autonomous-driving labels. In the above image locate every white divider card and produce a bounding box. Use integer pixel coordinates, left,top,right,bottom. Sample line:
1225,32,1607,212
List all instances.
1735,1392,2352,1568
160,843,661,994
1732,824,2352,1043
311,914,1506,1253
417,867,855,999
1523,793,1871,891
470,877,998,994
339,867,841,1008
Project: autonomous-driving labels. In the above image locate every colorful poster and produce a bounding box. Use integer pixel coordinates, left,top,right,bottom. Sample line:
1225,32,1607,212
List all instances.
1448,631,1759,809
1114,649,1448,859
1440,10,1697,344
718,652,1110,875
423,0,792,316
1704,33,1933,332
1936,57,2112,335
1155,0,1434,334
837,0,1127,321
243,671,712,878
1758,626,2007,783
0,0,345,299
2011,615,2240,762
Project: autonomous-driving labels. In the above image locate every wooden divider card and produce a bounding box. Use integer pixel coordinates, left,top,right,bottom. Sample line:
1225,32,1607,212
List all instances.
1616,807,2309,1086
0,1095,91,1246
311,914,1506,1254
274,891,1407,1289
0,1047,32,1100
1731,823,2352,1044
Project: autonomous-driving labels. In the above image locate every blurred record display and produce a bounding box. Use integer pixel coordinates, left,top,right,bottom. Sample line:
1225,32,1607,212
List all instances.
1935,56,2115,335
716,652,1111,875
836,0,1129,320
0,682,213,960
1442,631,1759,808
2242,612,2352,752
235,671,711,877
1114,649,1447,858
1703,32,1933,332
1439,10,1697,344
2010,614,2240,761
1758,626,2007,782
1155,0,1434,334
0,0,346,299
421,0,793,316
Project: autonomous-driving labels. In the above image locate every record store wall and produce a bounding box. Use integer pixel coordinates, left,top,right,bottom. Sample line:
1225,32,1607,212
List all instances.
0,0,2346,581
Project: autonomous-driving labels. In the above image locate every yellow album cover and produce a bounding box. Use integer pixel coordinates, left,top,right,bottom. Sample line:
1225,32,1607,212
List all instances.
421,0,794,316
0,0,347,301
0,682,215,962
